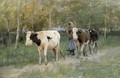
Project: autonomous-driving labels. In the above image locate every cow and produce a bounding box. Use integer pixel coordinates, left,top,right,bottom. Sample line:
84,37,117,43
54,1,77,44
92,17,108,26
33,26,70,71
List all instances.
88,29,99,54
25,30,62,65
72,27,90,58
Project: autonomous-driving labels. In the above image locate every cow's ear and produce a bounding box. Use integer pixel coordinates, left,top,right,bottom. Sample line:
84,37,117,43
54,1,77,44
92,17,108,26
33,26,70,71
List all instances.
30,33,38,40
89,30,92,32
77,30,82,34
34,33,37,37
31,32,34,36
31,33,37,37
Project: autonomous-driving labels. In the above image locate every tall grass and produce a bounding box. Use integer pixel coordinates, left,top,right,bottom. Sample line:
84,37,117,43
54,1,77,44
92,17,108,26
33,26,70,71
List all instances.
0,43,38,67
98,35,120,49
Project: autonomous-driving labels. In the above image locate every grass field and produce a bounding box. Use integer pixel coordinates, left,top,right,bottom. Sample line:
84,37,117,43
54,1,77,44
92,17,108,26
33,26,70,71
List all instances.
0,32,120,78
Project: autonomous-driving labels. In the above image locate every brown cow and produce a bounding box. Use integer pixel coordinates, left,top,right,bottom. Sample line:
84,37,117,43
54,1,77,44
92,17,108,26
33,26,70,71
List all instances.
72,27,90,58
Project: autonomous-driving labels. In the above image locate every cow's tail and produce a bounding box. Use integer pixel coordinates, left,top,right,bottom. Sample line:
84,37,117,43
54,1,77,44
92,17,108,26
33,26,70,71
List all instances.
59,46,65,59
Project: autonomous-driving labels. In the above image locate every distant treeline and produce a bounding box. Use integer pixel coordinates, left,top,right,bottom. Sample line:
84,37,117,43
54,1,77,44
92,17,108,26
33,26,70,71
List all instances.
0,0,120,47
0,29,120,47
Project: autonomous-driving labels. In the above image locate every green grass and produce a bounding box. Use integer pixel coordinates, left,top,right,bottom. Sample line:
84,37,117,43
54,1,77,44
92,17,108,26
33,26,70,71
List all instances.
97,35,120,49
0,32,120,78
79,48,120,78
0,33,119,67
0,43,38,67
20,64,81,78
19,45,120,78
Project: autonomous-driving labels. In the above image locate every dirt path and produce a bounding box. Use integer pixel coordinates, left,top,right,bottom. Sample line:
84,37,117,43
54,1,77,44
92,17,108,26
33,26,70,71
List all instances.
1,46,120,78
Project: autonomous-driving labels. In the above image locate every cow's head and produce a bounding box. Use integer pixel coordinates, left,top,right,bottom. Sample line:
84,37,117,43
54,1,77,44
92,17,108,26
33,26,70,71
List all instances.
89,29,99,41
72,27,78,40
25,31,34,46
25,31,41,46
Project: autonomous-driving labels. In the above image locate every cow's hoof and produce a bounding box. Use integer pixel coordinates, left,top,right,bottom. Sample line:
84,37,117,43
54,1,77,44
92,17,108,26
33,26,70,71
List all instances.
71,53,75,56
84,54,88,57
45,62,48,65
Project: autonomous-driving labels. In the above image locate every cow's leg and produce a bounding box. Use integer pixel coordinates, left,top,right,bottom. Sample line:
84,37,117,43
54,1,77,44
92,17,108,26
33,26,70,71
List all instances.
92,43,95,54
53,48,58,61
94,42,97,53
44,46,48,65
81,43,85,58
90,42,94,54
83,44,87,56
56,46,59,61
88,43,92,55
53,48,56,58
95,42,98,53
84,40,90,56
83,42,88,56
75,46,79,58
38,48,42,65
75,44,80,58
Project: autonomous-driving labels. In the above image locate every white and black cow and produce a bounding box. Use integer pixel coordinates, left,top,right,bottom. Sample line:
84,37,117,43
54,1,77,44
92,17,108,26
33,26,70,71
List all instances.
88,29,99,54
72,27,90,58
25,30,61,65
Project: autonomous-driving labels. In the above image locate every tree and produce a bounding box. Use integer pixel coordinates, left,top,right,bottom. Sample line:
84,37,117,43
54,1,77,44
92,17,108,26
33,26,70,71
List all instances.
15,0,22,49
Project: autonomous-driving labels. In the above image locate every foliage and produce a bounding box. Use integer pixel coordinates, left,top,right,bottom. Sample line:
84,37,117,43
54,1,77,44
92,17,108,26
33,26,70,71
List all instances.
0,0,120,30
0,0,49,31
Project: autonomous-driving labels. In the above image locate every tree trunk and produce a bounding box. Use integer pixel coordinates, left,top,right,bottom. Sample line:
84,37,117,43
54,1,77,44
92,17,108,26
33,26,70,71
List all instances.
88,0,92,29
15,18,20,49
15,0,21,49
104,0,108,39
6,19,10,46
104,15,107,38
48,10,52,29
31,0,35,31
